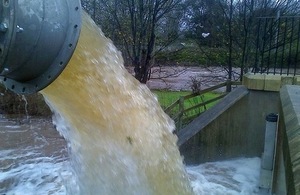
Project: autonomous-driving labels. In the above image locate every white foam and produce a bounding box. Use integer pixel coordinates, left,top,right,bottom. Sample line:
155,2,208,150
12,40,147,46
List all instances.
0,116,261,194
4,125,22,129
1,158,71,195
187,157,261,195
1,153,261,195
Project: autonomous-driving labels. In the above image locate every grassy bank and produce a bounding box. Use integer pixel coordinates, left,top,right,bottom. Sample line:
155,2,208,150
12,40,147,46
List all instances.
152,90,219,110
152,90,221,128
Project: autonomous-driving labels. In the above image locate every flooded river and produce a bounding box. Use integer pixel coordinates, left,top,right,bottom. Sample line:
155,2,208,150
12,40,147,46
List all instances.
142,66,241,91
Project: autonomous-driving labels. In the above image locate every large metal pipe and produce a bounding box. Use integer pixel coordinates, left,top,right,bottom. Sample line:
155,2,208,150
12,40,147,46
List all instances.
0,0,81,94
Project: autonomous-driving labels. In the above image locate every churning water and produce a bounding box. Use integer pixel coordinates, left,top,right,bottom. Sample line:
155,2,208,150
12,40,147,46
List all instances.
0,12,261,194
40,12,192,194
0,116,71,194
0,116,261,194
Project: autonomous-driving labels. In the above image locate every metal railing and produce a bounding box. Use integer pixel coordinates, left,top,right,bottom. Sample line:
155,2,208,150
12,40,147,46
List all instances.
250,16,300,76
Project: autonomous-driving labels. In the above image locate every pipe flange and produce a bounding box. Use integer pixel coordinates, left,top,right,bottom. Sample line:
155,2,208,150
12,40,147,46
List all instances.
0,0,82,94
0,0,14,67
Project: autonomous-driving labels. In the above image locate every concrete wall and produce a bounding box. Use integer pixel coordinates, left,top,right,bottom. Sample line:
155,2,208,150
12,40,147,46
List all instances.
278,85,300,194
180,89,280,165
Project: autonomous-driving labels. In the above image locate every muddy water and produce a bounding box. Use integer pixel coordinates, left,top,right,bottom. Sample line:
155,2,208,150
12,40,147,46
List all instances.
141,66,241,91
40,12,193,194
0,116,261,194
0,116,70,194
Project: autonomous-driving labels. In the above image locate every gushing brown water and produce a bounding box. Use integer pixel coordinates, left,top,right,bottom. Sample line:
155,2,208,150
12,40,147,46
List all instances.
41,12,193,194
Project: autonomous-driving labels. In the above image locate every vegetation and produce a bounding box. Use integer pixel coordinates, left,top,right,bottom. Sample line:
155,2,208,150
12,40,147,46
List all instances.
153,90,219,110
83,0,182,83
82,0,300,83
0,85,51,116
152,80,241,129
155,45,229,66
153,89,221,129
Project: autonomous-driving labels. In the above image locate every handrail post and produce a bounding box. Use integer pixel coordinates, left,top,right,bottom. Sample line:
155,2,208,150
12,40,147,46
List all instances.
178,96,184,130
226,80,232,92
200,95,207,111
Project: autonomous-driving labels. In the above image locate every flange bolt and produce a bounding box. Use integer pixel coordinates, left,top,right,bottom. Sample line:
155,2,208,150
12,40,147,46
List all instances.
0,23,8,33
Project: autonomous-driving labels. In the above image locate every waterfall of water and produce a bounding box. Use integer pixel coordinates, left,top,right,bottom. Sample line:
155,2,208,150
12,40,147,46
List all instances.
41,12,193,195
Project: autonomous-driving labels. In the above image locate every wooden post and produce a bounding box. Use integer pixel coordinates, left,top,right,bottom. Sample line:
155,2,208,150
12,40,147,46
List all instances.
200,95,207,111
226,80,232,92
178,96,184,130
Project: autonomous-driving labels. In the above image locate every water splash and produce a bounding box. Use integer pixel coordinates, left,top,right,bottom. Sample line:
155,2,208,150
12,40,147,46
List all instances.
0,116,261,195
187,157,261,195
21,95,29,121
0,117,69,194
41,12,193,195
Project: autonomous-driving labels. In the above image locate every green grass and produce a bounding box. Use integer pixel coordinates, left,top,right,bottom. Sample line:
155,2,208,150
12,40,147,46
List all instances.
152,90,219,110
152,90,190,109
152,90,221,128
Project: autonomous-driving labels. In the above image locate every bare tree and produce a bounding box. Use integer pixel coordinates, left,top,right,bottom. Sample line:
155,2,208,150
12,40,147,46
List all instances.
87,0,181,84
81,0,300,86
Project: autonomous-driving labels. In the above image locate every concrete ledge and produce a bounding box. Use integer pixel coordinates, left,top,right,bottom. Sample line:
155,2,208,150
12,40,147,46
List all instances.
243,73,298,91
280,85,300,194
265,75,282,91
294,76,300,85
243,73,266,90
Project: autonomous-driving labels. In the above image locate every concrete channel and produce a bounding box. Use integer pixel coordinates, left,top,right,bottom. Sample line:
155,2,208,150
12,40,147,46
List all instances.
178,73,300,194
